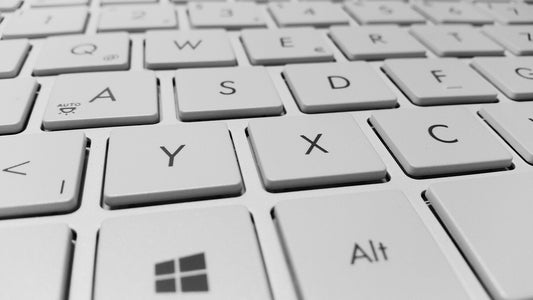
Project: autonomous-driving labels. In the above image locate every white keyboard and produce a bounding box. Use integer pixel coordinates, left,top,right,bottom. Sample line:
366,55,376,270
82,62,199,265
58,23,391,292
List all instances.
0,0,533,299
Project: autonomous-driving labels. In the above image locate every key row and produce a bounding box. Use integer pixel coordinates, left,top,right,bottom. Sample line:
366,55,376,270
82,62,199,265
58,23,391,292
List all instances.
2,1,533,30
4,175,533,299
2,106,531,217
2,25,533,79
2,58,533,133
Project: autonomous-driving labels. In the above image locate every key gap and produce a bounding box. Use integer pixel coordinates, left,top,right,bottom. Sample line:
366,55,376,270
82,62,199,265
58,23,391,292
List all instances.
477,111,533,167
228,129,248,196
470,62,522,102
249,211,275,300
270,207,305,300
90,229,101,300
63,229,78,300
244,127,390,194
420,191,494,300
16,43,33,78
99,138,110,209
366,117,515,180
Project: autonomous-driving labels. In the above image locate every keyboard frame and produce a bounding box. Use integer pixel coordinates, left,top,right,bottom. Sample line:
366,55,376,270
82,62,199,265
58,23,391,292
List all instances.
1,1,530,299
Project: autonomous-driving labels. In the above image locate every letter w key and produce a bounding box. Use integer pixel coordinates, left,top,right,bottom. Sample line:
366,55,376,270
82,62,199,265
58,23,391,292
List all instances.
174,40,202,50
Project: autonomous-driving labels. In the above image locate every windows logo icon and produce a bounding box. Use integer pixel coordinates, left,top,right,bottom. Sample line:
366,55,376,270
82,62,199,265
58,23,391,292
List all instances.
154,252,209,294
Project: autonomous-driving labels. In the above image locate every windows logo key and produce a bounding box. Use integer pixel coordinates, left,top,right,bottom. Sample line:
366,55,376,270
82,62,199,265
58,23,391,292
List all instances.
154,252,209,294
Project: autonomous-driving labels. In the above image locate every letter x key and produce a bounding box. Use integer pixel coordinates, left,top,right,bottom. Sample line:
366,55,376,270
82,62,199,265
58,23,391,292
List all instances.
301,134,328,155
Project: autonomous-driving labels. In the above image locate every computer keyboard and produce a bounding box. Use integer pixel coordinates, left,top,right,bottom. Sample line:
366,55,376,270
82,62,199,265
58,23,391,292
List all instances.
0,0,532,299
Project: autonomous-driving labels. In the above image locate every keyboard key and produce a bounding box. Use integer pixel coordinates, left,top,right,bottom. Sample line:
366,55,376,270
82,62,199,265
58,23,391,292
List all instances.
0,78,38,135
471,57,533,100
33,33,130,76
94,206,271,300
43,71,158,130
344,1,426,25
241,28,334,65
0,224,73,300
248,114,386,191
98,5,178,32
175,67,283,121
477,3,533,24
31,0,88,7
2,7,88,39
104,123,243,207
482,25,533,56
370,107,512,177
188,3,266,29
145,29,236,69
426,174,533,300
283,62,397,113
0,132,86,217
480,103,533,164
275,190,470,300
410,25,504,57
330,26,426,60
268,3,349,27
0,0,22,11
383,58,497,106
0,39,30,78
413,2,493,25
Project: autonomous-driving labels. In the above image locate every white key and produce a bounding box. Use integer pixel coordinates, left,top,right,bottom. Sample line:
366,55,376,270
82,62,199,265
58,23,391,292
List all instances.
370,107,512,177
175,67,283,121
477,3,533,24
0,132,86,217
482,25,533,56
275,191,470,300
480,103,533,164
104,123,243,207
383,58,497,106
188,3,266,29
0,39,30,78
43,71,158,130
2,7,88,39
98,5,177,32
344,1,426,25
248,114,386,191
101,0,156,5
427,174,533,300
94,206,271,300
413,2,493,24
268,3,349,27
0,0,22,11
410,25,504,57
330,26,426,60
471,57,533,100
34,33,130,76
0,224,73,300
0,78,38,135
31,0,88,7
283,62,397,113
145,30,236,69
241,28,334,65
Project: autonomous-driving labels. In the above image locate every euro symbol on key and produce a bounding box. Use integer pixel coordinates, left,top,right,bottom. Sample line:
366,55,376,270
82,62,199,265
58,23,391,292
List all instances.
71,43,98,55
